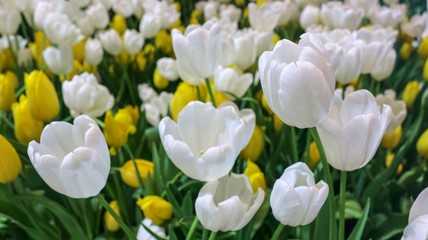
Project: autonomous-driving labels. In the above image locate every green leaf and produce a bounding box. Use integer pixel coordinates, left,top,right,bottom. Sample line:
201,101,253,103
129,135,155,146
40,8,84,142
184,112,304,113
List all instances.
168,224,179,240
348,199,371,240
181,191,194,217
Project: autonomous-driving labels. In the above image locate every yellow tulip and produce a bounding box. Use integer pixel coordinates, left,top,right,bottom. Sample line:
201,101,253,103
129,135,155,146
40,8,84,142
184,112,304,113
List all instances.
240,125,264,161
170,82,199,121
402,80,419,109
0,71,18,111
153,68,169,90
385,153,403,175
273,114,283,133
115,47,130,65
272,33,280,45
30,31,51,68
0,48,15,71
120,159,154,188
381,125,402,149
244,160,267,193
103,200,122,232
0,134,22,183
155,30,173,55
418,37,428,57
143,44,156,63
137,196,173,225
110,14,127,35
135,51,147,72
417,129,428,159
104,106,139,148
424,59,428,82
308,141,320,169
12,95,44,144
72,39,86,63
261,93,273,114
25,71,59,122
400,42,413,61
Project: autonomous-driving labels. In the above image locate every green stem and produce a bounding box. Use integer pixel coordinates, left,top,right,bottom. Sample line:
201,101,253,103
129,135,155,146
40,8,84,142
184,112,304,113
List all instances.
205,78,216,108
185,216,199,240
339,171,347,240
96,194,135,239
271,223,285,240
208,231,217,240
290,126,298,161
309,128,336,240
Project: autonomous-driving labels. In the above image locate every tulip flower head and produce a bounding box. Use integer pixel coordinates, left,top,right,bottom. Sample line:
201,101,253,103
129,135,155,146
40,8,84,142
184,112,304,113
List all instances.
137,219,167,240
159,101,255,181
402,187,428,240
0,135,22,183
104,200,122,232
137,196,173,225
0,71,18,111
27,115,111,198
270,162,328,227
195,173,265,231
104,105,139,149
120,159,154,188
417,129,428,159
375,90,406,133
12,95,44,144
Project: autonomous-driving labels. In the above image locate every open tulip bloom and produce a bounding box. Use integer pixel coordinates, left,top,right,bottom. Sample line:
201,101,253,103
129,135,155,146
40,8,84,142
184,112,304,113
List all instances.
402,187,428,240
28,115,110,198
159,101,255,181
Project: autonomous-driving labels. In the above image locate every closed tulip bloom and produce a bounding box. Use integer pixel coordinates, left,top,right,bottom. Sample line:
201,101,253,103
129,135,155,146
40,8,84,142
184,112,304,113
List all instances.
317,89,392,171
139,13,162,39
320,2,364,30
402,81,420,109
137,219,167,240
402,188,428,240
0,134,22,183
233,30,258,71
308,142,320,169
417,129,428,159
375,90,406,133
0,10,21,35
43,45,74,75
259,33,335,129
137,196,173,225
33,1,55,30
271,162,328,227
86,3,109,30
244,160,267,192
240,125,264,162
43,12,82,46
214,66,253,100
248,3,281,32
142,92,173,127
120,159,154,188
418,37,428,57
104,106,139,148
25,71,60,122
62,72,114,118
159,101,255,181
84,39,104,66
196,173,264,232
172,23,222,85
12,96,44,144
98,29,122,56
299,5,320,29
156,57,179,81
0,71,18,111
170,82,202,121
381,125,402,149
27,115,110,198
103,200,121,232
124,29,144,55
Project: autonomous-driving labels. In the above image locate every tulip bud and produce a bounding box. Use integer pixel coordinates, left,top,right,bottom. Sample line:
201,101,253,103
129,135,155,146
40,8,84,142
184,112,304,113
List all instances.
0,71,18,111
244,160,267,192
418,37,428,57
308,141,320,169
156,57,179,81
86,3,109,30
402,80,420,109
400,42,413,60
72,39,86,63
0,134,22,183
417,129,428,159
124,29,144,55
424,59,428,82
12,95,44,144
136,51,147,72
137,196,173,225
240,125,264,162
273,114,283,133
110,14,127,35
103,200,121,232
85,39,103,66
25,71,60,122
248,3,281,32
0,10,21,35
98,29,122,56
104,106,139,148
170,82,200,121
300,5,320,29
195,173,265,231
27,115,110,198
43,13,82,46
139,14,162,39
155,30,173,55
271,162,328,226
120,159,154,188
385,153,403,175
153,68,169,90
43,45,74,75
381,125,402,149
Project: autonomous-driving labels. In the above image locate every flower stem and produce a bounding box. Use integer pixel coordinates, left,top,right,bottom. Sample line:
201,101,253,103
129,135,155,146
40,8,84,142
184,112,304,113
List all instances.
208,231,217,240
96,194,135,239
205,78,216,108
271,222,285,240
309,128,336,240
339,171,347,240
185,216,199,240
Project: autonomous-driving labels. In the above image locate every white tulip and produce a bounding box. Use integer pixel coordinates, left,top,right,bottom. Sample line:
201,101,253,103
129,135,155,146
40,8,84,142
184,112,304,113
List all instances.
137,219,167,240
402,188,428,240
124,29,144,55
138,83,158,103
214,66,252,100
84,38,104,66
172,23,222,85
43,12,83,46
86,3,109,30
271,162,328,227
159,101,255,181
17,48,33,67
233,30,257,71
112,0,134,18
43,45,74,75
139,13,162,39
156,57,179,81
0,10,21,35
369,5,405,28
275,0,299,26
375,90,406,133
76,14,96,37
98,29,122,56
195,173,265,231
346,0,378,17
62,72,114,118
300,5,320,29
317,89,392,171
220,4,241,23
320,2,364,30
203,1,219,20
142,92,173,127
33,1,55,30
259,33,335,129
27,115,110,198
401,13,427,38
248,3,281,32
